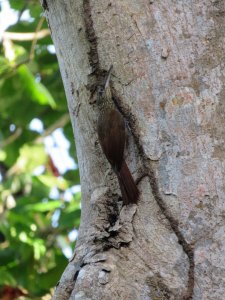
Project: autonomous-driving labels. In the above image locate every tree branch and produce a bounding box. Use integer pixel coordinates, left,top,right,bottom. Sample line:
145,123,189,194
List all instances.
35,113,70,144
0,128,22,148
2,29,50,42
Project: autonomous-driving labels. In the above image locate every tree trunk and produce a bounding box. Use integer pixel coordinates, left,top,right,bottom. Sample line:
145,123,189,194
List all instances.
41,1,225,299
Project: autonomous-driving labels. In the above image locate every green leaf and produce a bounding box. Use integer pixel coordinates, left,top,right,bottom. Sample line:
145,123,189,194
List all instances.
59,209,80,229
31,177,51,199
64,169,80,185
15,143,47,173
64,193,81,212
0,248,16,267
9,0,24,11
0,269,16,285
17,65,56,108
0,150,6,161
0,56,10,76
38,174,69,190
38,254,67,289
29,5,43,18
25,200,62,212
33,239,46,260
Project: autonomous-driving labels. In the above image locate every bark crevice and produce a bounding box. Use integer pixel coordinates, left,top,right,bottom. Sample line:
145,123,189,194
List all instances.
147,167,195,300
90,187,137,250
83,0,107,96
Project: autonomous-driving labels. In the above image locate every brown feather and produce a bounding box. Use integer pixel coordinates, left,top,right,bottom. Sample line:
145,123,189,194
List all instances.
98,109,125,170
97,67,139,205
117,160,139,204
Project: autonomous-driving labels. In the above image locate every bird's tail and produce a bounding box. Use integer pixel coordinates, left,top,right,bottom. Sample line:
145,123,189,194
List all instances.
117,160,139,205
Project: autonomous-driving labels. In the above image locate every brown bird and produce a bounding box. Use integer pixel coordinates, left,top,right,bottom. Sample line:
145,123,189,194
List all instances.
97,66,139,205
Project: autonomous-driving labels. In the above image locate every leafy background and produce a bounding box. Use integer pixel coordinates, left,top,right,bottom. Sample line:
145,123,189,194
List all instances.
0,1,81,299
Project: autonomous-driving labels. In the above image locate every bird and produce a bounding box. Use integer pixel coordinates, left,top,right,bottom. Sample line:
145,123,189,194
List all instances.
97,66,139,205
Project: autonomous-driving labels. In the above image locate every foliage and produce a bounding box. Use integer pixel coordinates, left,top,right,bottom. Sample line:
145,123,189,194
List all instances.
0,1,81,298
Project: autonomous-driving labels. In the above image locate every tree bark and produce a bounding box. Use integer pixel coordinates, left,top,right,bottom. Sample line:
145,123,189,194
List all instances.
41,1,225,299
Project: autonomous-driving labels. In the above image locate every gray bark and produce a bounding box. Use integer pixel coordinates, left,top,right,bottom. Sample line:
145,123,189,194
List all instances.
41,0,225,299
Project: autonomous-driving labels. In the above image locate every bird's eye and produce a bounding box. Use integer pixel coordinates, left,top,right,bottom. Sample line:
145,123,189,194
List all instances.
98,86,104,97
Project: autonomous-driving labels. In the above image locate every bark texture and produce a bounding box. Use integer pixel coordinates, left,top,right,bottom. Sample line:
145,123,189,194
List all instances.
41,0,225,299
